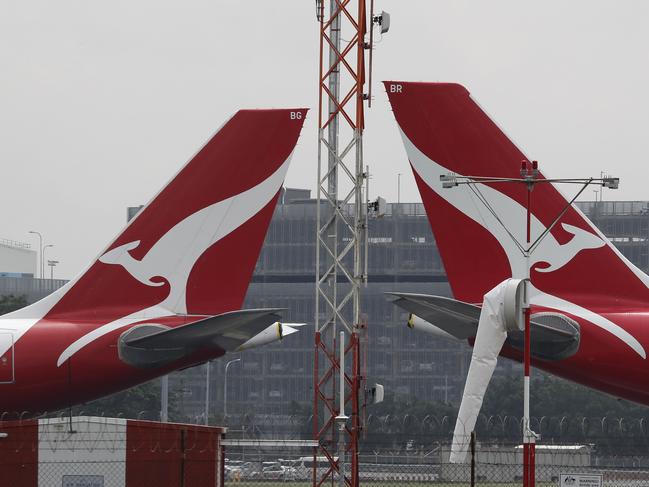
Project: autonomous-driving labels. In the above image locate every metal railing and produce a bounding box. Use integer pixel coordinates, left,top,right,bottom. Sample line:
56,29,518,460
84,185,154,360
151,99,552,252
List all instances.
0,238,31,250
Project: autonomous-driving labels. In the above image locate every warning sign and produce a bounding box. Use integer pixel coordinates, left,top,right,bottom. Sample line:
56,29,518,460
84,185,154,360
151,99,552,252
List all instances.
559,473,602,487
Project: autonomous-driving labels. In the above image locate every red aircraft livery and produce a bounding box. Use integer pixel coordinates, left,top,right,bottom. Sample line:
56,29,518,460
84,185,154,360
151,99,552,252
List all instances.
0,108,308,415
384,81,649,405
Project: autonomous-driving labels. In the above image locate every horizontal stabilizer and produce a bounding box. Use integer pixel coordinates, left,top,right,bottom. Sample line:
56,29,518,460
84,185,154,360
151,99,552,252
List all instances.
119,309,284,368
386,292,479,339
387,293,579,360
236,320,305,351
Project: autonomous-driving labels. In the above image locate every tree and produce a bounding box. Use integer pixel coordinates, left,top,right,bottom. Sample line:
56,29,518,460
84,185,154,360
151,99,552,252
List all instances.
482,371,648,420
0,294,27,314
71,379,181,421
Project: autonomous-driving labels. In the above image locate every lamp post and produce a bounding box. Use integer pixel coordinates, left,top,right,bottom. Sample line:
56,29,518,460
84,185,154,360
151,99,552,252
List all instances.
222,358,241,419
160,375,169,423
397,173,402,204
28,231,43,278
441,166,618,487
204,361,211,426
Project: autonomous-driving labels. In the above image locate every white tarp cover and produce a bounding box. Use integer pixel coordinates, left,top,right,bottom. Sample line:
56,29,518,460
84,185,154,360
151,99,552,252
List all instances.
450,280,509,463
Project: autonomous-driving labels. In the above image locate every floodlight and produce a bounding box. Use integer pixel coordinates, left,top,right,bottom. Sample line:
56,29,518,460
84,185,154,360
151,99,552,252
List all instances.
368,196,387,217
603,177,619,189
440,173,458,188
369,383,384,405
373,11,390,34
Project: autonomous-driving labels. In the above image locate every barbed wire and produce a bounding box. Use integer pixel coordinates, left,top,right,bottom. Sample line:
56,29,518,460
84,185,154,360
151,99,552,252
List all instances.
5,410,649,485
4,410,649,450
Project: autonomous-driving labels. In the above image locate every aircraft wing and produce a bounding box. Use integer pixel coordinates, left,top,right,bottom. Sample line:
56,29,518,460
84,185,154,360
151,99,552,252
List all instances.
387,292,579,360
118,309,287,368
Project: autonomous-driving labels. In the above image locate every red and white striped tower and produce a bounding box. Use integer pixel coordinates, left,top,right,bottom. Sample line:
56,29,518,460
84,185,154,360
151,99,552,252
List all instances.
313,1,375,486
521,160,538,487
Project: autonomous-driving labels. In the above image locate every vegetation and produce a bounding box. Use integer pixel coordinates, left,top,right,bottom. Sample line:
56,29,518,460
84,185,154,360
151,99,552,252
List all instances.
0,294,27,314
484,371,648,419
286,369,649,426
278,370,649,453
70,379,182,422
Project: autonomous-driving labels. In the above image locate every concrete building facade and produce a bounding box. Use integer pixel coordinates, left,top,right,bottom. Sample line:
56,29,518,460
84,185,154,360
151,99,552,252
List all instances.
0,239,37,278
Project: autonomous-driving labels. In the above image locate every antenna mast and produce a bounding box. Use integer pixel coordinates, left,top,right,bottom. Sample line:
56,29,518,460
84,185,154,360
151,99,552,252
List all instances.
313,0,378,485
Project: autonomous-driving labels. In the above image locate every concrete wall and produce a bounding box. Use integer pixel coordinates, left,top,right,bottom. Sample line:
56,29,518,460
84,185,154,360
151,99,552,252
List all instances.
0,277,66,303
440,445,592,483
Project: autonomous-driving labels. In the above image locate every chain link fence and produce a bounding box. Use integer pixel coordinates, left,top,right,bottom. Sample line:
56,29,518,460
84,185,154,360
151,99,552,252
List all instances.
6,412,649,486
221,414,649,487
222,445,649,486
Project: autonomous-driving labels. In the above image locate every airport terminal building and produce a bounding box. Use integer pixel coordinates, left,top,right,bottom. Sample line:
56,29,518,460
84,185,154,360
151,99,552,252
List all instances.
1,195,647,417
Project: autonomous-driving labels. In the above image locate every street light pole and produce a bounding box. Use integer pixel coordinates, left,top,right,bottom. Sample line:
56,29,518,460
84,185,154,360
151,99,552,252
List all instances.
28,231,43,278
204,360,211,426
223,358,241,418
160,375,169,422
397,173,402,204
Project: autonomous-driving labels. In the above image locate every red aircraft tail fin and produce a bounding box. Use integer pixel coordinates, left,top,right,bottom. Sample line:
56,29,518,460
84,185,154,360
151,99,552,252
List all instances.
24,108,308,321
384,81,649,307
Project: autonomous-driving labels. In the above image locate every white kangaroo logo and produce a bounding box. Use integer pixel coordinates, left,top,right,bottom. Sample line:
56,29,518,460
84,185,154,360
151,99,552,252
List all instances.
56,156,292,366
98,158,290,314
100,241,163,286
535,223,604,273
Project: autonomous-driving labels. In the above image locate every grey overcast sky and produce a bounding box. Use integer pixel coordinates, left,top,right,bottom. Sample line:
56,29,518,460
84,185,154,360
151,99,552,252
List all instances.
2,1,649,279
